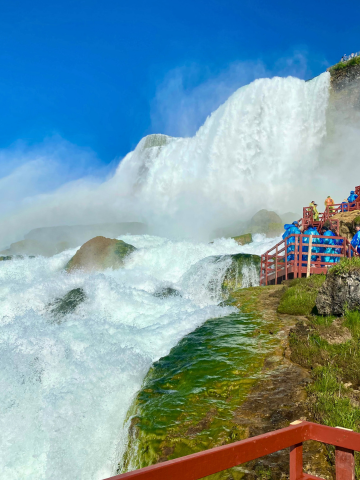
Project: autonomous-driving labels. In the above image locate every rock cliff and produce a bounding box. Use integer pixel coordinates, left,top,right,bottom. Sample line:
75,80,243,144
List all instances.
316,269,360,315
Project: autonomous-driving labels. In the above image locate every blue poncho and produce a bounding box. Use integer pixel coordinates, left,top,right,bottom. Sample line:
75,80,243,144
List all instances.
283,224,301,261
348,191,358,206
321,230,337,263
302,226,320,262
351,231,360,255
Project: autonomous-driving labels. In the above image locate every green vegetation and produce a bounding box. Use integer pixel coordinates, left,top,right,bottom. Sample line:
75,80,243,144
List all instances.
289,308,360,474
328,256,360,276
277,275,326,315
330,56,360,72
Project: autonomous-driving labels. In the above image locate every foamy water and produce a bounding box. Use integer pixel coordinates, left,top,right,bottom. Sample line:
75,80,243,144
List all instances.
0,234,273,480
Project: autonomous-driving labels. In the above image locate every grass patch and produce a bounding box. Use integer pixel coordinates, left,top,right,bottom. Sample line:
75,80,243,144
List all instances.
328,257,360,276
330,56,360,72
277,275,326,315
289,309,360,473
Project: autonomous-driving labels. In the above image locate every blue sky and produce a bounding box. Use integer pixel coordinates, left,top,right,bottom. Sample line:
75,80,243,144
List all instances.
0,0,359,169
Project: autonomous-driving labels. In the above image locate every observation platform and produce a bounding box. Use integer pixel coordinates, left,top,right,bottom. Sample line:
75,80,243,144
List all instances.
260,186,360,286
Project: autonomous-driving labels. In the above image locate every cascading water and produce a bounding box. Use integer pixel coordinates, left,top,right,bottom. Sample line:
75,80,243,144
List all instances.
0,234,269,480
112,73,330,237
0,73,330,246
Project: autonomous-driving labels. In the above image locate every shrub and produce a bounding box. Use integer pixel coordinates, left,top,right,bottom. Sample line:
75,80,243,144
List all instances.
277,275,326,315
330,56,360,72
329,257,360,276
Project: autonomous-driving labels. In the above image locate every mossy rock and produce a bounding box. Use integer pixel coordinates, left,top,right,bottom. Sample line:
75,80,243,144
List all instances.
232,233,252,245
221,253,260,295
0,255,13,261
47,288,86,322
66,236,136,272
153,287,181,298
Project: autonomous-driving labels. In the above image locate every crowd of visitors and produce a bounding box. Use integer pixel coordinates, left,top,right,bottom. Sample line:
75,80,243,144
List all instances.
340,52,360,62
282,189,360,264
282,220,341,264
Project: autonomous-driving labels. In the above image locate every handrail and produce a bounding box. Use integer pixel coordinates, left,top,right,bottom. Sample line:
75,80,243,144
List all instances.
106,421,359,480
260,234,358,285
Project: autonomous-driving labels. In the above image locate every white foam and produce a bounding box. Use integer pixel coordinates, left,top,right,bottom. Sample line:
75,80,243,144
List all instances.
0,235,266,480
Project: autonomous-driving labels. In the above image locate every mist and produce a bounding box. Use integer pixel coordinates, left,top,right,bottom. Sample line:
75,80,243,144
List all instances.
1,66,360,250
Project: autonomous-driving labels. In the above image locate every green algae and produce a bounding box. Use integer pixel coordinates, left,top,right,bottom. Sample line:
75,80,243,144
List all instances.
119,290,282,478
221,254,260,296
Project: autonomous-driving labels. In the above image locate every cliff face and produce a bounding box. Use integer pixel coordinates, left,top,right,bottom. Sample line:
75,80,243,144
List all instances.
329,63,360,111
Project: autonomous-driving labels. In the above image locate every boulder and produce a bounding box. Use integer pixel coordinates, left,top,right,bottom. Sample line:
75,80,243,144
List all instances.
153,287,182,298
248,209,283,237
280,212,302,225
316,272,360,315
47,288,87,322
66,236,136,272
332,210,360,240
232,233,252,245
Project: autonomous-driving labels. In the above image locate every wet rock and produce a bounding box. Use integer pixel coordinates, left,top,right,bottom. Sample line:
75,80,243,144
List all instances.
66,236,136,272
248,209,283,238
0,255,14,261
48,288,86,321
221,253,260,294
332,210,360,240
316,272,360,315
153,287,182,298
232,233,252,245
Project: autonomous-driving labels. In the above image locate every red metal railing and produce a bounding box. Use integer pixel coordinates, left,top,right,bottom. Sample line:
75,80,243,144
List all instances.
302,206,340,234
260,234,357,286
105,420,359,480
302,188,360,234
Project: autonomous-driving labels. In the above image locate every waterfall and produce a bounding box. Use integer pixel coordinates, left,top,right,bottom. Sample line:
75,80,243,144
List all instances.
0,72,333,480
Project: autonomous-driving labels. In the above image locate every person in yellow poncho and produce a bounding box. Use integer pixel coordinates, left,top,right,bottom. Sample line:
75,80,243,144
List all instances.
325,195,335,213
309,201,319,221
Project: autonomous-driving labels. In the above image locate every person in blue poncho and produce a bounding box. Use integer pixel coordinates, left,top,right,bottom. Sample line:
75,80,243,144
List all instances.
341,199,349,212
283,221,301,261
347,190,358,207
302,224,320,265
351,224,360,255
320,222,337,264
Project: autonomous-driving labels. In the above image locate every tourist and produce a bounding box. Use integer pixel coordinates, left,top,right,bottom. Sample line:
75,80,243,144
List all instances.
324,195,334,213
320,222,337,264
341,199,349,212
351,224,360,255
347,190,358,207
309,201,319,221
283,221,301,261
302,224,320,264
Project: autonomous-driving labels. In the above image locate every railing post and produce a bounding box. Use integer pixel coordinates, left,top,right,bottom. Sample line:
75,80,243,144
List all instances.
335,446,355,480
275,245,278,284
265,252,268,286
294,236,298,278
290,443,303,479
306,235,312,278
299,235,303,277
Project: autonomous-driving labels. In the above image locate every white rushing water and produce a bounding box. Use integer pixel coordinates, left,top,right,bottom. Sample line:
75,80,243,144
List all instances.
0,73,330,246
0,234,273,480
